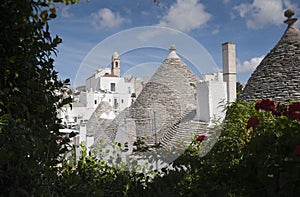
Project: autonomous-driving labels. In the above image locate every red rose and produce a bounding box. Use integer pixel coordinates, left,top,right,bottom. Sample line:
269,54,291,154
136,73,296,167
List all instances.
246,116,259,129
283,102,300,121
294,145,300,155
196,135,206,142
255,99,275,112
255,100,263,110
292,112,300,120
272,103,287,117
289,102,300,112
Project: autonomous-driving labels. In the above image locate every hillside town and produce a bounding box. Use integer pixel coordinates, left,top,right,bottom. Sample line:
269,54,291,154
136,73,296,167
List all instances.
2,1,300,195
58,42,237,163
58,8,300,168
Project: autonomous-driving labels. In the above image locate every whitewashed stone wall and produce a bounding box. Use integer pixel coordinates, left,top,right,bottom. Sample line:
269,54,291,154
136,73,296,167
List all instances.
196,80,227,123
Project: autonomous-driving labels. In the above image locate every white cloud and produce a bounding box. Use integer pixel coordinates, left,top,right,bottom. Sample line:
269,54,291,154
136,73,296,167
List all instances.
91,8,130,29
237,56,264,73
283,0,299,11
233,0,285,29
58,5,73,18
157,0,212,32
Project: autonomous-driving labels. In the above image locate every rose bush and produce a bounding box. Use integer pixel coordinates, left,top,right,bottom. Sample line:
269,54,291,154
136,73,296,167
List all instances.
185,99,300,196
240,100,300,196
145,99,300,196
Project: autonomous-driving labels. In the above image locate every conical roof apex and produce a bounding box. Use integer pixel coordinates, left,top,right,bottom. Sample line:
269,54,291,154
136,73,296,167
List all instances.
240,9,300,102
166,44,180,59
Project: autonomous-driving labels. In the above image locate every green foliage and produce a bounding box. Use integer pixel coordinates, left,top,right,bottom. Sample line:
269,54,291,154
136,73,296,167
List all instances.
236,81,244,98
161,100,300,196
2,1,298,196
54,143,150,197
133,136,150,152
235,101,300,196
58,100,298,197
0,0,77,195
0,1,173,196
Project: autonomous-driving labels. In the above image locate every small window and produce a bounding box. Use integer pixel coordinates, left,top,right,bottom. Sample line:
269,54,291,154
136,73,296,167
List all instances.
94,100,97,105
115,61,118,67
114,99,118,109
111,83,116,92
121,99,124,103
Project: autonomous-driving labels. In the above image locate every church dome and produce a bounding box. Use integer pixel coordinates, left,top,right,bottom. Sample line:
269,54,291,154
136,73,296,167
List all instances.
240,9,300,102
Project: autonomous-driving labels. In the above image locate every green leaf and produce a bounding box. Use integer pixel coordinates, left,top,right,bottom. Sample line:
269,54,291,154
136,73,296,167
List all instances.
40,10,48,20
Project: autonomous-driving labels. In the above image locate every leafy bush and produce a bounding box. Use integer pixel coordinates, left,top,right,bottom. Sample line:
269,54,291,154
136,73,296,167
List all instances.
2,1,299,196
0,1,78,195
54,144,152,197
160,100,300,196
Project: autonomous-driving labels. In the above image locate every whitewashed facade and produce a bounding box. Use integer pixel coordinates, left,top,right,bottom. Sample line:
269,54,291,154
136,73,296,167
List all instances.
58,51,141,144
195,42,236,124
196,73,227,123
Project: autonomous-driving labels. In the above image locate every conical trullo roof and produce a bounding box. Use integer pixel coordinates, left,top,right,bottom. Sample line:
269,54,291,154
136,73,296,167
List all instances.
86,101,113,140
92,45,198,147
130,44,198,143
240,9,300,102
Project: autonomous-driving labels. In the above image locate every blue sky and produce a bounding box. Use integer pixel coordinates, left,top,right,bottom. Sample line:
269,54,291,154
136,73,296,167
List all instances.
50,0,300,86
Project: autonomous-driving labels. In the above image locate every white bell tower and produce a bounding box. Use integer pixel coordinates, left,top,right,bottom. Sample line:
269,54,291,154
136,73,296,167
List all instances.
111,51,120,77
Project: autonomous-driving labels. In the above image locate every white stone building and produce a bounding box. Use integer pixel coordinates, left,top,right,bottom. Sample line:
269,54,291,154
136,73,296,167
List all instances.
59,43,237,164
58,51,142,145
196,72,228,123
195,42,236,123
88,44,236,169
82,51,136,117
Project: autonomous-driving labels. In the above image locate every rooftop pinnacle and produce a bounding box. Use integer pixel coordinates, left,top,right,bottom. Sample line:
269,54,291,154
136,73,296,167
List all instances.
284,9,297,26
169,44,176,51
167,44,179,59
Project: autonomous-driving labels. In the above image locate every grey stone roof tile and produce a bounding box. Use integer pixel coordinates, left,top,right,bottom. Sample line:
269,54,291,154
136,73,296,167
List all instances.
92,47,201,148
240,19,300,102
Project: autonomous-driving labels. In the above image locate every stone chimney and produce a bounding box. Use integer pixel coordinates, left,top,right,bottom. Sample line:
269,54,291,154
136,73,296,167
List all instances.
222,42,236,103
